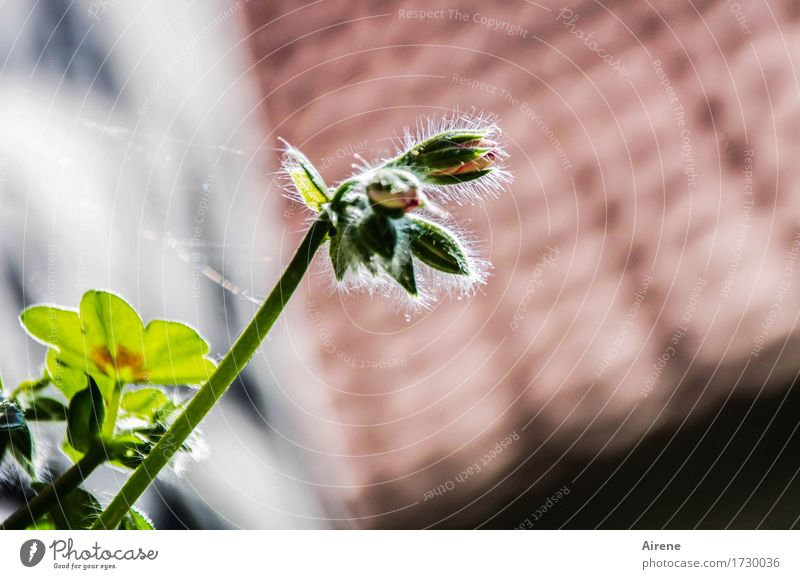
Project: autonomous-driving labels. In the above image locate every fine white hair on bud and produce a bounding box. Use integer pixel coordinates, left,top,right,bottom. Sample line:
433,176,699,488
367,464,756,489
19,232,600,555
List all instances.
280,112,508,307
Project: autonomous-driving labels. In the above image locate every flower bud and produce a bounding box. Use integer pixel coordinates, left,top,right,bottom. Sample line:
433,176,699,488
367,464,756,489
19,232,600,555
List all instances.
408,216,470,276
393,129,502,185
429,139,498,177
365,168,421,218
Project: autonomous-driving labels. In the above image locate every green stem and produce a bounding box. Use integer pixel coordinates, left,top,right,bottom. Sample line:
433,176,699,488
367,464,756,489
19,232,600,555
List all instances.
0,447,105,530
103,382,122,438
91,214,332,530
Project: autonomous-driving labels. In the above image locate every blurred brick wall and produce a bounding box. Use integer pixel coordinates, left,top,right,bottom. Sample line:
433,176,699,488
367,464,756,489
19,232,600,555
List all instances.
242,0,800,527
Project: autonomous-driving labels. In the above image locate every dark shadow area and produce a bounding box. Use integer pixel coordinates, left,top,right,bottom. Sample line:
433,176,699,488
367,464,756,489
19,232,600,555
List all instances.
479,376,800,529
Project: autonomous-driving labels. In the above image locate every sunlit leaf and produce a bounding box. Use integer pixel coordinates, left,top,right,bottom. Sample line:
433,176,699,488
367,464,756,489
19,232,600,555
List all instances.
290,169,328,212
20,290,217,389
47,350,114,402
120,507,155,530
282,139,328,212
141,320,216,384
120,388,171,422
18,305,84,369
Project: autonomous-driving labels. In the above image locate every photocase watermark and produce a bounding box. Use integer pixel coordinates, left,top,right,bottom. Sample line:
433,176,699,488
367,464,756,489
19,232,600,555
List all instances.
319,140,369,172
519,102,573,171
447,9,530,38
398,8,530,37
74,198,99,294
423,431,519,501
191,177,215,298
750,227,800,358
514,485,571,529
726,0,752,36
46,242,57,302
450,74,572,171
510,246,560,331
20,539,46,567
720,148,754,298
397,8,447,20
641,277,707,398
556,8,629,76
595,275,653,378
19,538,157,571
451,73,505,98
652,59,696,193
306,299,407,369
138,2,244,117
87,0,117,21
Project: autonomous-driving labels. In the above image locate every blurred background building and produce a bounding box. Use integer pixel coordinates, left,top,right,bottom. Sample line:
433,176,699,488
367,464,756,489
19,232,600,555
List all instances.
1,0,799,529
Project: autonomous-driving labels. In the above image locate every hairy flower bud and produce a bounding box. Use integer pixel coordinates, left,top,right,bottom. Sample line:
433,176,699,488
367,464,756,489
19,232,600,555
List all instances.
294,114,507,299
429,138,498,177
365,168,421,218
390,127,503,186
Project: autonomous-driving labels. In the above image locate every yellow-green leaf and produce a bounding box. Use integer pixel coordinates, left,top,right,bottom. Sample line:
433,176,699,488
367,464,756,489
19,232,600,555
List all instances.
21,290,217,390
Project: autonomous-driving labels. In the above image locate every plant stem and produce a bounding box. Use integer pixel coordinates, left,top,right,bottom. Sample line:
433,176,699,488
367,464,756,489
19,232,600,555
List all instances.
91,214,331,530
103,382,122,438
0,447,105,530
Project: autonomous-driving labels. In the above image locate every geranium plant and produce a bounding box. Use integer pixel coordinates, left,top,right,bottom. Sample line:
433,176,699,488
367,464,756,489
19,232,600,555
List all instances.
0,114,509,530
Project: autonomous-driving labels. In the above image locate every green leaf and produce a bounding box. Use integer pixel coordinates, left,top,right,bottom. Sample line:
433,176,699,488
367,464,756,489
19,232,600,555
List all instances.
141,321,216,384
23,397,69,422
290,169,328,212
282,139,329,211
408,216,470,275
78,290,146,384
359,213,397,259
120,507,155,530
120,388,173,422
329,229,349,281
67,378,105,453
19,305,85,369
21,290,217,387
46,349,88,400
386,248,417,296
31,483,100,530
